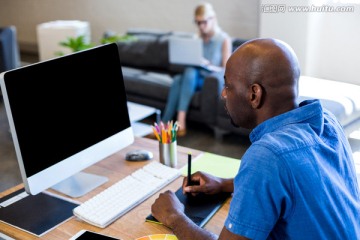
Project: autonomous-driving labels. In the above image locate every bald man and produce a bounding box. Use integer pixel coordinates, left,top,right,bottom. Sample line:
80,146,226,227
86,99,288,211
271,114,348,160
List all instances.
151,38,360,239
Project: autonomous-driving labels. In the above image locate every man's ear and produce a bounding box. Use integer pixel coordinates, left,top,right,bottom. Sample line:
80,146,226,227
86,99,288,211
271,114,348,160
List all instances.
249,83,263,109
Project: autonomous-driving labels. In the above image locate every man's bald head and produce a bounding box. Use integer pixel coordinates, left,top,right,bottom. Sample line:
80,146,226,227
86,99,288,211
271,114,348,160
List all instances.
233,38,300,91
222,38,301,129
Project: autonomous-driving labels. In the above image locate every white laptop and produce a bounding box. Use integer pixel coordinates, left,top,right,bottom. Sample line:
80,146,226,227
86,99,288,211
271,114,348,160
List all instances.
168,37,211,71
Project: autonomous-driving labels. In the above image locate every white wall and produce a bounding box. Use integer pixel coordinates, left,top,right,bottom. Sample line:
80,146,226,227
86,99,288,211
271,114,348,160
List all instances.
0,0,259,52
5,0,358,85
260,0,360,85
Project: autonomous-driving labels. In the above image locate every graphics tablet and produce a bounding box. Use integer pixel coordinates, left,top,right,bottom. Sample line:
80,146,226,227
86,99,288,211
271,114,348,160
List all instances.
146,187,230,227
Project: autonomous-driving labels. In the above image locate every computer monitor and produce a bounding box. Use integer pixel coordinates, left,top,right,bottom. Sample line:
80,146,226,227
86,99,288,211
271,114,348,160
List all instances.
0,43,134,197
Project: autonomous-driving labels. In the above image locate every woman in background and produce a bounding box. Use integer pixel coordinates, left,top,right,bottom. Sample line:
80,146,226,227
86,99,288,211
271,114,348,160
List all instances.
162,2,232,136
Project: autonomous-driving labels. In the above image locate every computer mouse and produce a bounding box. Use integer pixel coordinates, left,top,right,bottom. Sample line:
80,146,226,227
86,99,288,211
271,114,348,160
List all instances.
125,149,153,161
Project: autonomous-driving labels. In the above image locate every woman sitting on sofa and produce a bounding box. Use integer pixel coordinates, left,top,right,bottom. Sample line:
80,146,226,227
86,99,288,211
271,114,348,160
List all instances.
162,2,232,136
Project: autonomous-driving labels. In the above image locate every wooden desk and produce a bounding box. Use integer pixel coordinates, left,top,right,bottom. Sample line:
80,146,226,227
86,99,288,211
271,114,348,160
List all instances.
0,137,230,240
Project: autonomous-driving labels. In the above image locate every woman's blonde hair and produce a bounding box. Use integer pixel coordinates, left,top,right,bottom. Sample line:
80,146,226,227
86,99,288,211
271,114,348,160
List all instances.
195,2,216,19
194,2,220,33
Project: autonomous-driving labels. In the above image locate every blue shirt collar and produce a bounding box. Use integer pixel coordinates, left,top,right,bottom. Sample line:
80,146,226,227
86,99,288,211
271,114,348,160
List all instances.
250,99,324,143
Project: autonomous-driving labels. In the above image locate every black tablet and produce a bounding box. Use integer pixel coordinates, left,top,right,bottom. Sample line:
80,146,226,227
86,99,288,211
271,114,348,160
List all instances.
146,187,231,227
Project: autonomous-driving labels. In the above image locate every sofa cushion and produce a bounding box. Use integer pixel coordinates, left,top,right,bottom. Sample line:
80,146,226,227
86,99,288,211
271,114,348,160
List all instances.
122,66,202,110
117,36,170,71
298,76,360,135
122,67,172,101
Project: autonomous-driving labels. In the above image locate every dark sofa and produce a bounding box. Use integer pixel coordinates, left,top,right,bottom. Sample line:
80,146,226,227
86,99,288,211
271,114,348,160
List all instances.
117,30,246,138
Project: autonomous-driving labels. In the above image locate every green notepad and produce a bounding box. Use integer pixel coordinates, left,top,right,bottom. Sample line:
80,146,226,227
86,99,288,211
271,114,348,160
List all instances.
181,152,241,178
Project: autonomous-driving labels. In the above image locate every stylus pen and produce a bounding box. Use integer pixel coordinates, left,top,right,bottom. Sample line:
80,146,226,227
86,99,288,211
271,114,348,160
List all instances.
187,152,192,186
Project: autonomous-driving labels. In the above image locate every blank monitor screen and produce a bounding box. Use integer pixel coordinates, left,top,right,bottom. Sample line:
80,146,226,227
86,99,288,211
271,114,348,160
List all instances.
0,43,134,196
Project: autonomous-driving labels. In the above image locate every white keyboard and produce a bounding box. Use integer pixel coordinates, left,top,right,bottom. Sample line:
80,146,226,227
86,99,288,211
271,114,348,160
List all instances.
73,161,181,228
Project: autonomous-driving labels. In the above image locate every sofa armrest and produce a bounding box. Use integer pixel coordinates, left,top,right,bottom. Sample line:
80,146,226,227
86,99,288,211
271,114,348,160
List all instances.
200,72,224,125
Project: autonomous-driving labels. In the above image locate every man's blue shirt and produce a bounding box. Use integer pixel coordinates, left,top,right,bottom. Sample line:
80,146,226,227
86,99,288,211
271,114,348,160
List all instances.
225,100,360,239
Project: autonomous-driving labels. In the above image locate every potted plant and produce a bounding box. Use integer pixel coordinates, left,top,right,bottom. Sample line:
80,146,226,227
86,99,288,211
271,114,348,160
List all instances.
55,35,94,56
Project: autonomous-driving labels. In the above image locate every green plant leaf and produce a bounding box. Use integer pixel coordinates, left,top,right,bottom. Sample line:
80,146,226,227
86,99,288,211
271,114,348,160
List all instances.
58,35,94,53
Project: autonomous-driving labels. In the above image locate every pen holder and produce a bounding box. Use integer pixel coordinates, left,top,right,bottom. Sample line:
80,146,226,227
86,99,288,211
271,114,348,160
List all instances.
159,141,177,168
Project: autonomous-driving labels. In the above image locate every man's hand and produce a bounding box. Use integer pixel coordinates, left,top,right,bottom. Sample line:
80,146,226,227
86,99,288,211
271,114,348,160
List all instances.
151,190,222,240
151,190,186,228
182,171,234,196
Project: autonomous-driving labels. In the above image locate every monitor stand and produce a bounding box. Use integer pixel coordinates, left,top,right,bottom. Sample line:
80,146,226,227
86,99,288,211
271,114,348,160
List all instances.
51,172,108,198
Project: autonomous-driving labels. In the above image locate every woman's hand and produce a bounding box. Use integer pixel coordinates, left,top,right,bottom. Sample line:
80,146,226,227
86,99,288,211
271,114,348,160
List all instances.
201,58,223,72
201,57,211,66
207,65,223,72
182,171,234,196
